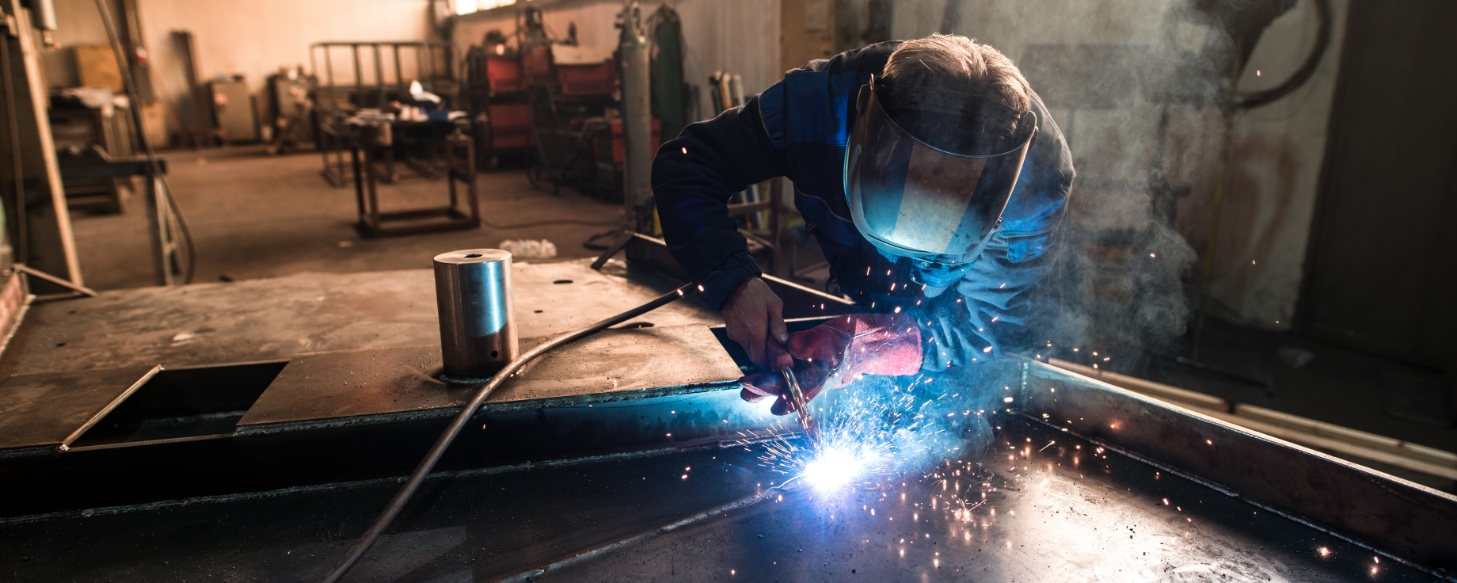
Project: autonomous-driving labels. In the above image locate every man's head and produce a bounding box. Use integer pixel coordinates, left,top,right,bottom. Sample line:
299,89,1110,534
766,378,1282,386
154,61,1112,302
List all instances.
881,34,1031,117
844,35,1038,294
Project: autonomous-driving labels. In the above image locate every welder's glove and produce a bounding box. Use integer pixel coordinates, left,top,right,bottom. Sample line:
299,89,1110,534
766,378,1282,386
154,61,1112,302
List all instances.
739,313,922,415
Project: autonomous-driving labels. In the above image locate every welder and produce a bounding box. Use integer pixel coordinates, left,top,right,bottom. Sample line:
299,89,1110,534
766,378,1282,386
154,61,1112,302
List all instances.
652,34,1074,414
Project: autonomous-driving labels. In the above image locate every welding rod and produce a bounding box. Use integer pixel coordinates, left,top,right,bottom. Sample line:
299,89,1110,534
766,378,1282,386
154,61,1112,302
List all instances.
321,282,695,583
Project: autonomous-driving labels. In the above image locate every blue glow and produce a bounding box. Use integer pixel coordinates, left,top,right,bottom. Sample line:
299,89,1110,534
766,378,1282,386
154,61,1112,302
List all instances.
741,363,1013,497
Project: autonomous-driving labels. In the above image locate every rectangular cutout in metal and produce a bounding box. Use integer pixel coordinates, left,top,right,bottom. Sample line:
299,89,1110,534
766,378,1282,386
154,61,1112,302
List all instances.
67,362,287,449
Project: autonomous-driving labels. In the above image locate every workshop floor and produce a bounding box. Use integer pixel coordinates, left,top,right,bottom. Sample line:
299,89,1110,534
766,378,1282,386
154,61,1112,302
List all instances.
68,146,623,291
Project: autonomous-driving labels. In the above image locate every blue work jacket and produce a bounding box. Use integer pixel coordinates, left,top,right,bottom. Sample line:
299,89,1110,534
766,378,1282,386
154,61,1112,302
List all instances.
651,42,1075,370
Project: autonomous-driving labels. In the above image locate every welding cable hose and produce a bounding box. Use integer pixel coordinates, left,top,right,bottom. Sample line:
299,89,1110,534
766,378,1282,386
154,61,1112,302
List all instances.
321,282,695,583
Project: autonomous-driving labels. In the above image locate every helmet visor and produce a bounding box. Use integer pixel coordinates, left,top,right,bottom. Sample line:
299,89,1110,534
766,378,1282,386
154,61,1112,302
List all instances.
845,78,1036,264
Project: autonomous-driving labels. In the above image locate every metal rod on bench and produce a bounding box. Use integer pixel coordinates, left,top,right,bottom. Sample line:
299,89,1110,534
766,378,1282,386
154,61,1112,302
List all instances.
320,281,695,583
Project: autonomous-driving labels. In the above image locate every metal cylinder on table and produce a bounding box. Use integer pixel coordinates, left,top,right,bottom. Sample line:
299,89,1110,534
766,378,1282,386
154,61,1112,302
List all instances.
434,249,518,382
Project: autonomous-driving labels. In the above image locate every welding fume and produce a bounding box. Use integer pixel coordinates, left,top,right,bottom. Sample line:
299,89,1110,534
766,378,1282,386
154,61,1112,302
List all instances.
654,34,1071,479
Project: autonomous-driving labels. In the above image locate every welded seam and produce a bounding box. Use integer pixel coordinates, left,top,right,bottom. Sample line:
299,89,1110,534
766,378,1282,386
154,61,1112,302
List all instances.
494,478,804,583
0,443,733,526
234,380,742,436
1020,413,1455,582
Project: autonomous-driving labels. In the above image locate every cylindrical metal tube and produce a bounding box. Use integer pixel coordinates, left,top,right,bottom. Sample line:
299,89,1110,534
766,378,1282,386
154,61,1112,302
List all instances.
433,249,518,382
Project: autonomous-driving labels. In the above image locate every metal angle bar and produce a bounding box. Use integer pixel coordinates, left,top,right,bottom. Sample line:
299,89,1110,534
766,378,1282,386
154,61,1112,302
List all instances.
11,264,96,296
1018,412,1440,580
1022,360,1457,573
56,365,161,451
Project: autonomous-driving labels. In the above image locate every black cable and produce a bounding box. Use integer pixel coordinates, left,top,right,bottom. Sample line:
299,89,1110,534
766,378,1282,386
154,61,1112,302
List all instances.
1234,0,1332,110
1,26,27,264
93,0,198,283
321,282,694,583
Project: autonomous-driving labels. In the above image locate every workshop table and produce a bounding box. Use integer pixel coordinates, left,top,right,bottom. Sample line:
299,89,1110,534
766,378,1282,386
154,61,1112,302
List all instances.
0,254,1453,582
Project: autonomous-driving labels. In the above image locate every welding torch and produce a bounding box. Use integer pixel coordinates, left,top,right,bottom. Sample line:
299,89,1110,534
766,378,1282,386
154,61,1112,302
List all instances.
780,365,821,450
773,326,883,450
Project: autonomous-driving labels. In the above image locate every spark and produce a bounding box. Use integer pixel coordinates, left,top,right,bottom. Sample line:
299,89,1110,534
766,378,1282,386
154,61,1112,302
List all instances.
1318,547,1330,558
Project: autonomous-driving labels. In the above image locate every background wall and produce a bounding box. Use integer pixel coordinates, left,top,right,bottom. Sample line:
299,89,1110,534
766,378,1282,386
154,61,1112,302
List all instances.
886,0,1347,333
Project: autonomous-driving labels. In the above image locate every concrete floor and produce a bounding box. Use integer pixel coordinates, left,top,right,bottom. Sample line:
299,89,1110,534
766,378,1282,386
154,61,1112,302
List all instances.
70,146,623,290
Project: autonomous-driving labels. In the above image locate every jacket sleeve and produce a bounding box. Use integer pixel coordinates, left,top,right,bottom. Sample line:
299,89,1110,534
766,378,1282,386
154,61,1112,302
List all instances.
652,97,786,310
919,222,1064,371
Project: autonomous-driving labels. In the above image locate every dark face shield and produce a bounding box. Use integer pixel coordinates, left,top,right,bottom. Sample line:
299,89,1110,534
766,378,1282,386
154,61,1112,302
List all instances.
844,77,1037,266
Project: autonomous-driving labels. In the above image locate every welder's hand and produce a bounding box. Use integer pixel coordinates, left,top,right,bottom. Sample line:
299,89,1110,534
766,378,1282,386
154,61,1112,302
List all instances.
739,313,923,415
721,277,792,370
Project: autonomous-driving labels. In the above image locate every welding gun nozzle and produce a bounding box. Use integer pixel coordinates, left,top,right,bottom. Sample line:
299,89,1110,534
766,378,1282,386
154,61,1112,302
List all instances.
780,366,820,449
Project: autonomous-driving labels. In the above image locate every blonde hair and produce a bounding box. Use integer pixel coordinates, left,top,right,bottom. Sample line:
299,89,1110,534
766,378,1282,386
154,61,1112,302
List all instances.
882,34,1031,113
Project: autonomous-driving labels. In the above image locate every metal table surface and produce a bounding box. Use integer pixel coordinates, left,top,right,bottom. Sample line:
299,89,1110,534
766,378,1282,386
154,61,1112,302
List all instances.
1,248,1452,580
0,259,718,377
0,259,731,455
0,414,1438,583
0,258,761,518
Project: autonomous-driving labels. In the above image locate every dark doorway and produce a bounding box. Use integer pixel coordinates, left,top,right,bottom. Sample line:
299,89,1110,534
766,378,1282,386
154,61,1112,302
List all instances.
1300,0,1457,374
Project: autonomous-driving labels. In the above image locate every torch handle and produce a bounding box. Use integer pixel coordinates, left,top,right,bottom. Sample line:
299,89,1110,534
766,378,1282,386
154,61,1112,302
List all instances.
780,365,820,449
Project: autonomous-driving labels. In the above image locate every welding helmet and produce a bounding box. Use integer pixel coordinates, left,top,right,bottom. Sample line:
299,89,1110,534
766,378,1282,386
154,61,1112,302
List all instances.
844,75,1037,270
